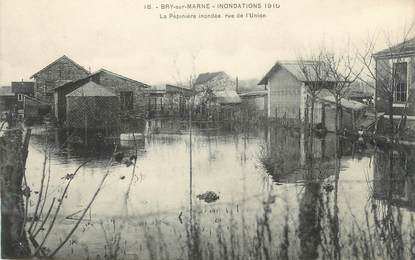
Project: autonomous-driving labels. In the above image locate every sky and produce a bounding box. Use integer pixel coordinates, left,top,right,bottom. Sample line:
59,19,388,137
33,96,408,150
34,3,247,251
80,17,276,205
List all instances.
0,0,414,86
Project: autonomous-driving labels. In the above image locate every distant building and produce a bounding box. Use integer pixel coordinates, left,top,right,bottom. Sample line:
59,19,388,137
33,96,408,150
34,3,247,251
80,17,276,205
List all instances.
11,81,35,118
193,71,236,92
147,84,193,118
373,37,415,131
54,68,150,124
193,71,241,120
30,55,90,105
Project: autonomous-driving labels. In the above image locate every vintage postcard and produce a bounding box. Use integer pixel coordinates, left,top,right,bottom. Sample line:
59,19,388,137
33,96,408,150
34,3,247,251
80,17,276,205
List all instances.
1,0,415,259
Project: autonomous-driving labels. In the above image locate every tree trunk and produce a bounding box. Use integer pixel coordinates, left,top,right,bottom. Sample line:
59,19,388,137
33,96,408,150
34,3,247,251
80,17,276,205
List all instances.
1,129,31,258
310,96,315,135
388,96,394,138
335,95,339,133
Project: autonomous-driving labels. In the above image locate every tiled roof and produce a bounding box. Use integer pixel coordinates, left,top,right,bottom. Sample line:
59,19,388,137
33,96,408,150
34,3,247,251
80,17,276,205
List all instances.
319,95,367,111
195,72,224,85
258,61,336,85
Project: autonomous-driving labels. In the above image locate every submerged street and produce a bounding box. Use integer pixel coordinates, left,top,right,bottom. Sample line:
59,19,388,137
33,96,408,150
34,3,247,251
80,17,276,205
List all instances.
21,120,415,259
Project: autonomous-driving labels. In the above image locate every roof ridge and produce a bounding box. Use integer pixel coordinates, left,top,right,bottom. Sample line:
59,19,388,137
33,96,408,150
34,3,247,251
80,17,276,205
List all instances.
31,55,89,79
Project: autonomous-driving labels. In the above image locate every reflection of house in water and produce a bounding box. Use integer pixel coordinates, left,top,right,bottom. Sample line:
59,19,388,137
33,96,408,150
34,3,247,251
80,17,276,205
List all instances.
263,127,339,183
373,147,415,211
147,84,193,118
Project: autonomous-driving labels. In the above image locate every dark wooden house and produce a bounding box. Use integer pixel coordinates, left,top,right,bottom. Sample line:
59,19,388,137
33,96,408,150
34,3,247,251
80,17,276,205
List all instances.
31,55,90,105
10,81,35,119
66,81,120,131
54,68,150,124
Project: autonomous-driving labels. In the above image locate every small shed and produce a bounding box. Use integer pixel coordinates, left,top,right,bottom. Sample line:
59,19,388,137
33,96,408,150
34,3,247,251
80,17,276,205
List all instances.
239,90,268,116
319,96,367,132
66,81,120,130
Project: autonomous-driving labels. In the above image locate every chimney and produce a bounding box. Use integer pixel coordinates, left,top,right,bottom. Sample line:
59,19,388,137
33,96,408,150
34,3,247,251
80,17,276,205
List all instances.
236,76,239,93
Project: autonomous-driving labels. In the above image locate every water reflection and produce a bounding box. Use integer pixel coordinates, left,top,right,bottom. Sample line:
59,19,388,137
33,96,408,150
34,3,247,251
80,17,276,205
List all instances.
21,120,415,259
373,146,415,211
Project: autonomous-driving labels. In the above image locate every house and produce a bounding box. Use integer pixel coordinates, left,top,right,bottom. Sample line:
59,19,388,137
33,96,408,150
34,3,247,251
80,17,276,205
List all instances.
31,55,90,105
373,37,415,132
0,86,15,115
193,71,236,92
258,61,336,126
193,71,241,120
147,84,193,118
54,68,150,124
10,81,35,118
66,81,120,132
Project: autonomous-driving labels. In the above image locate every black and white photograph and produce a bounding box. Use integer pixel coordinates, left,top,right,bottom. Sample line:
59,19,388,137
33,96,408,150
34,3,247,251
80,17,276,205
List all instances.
1,0,415,259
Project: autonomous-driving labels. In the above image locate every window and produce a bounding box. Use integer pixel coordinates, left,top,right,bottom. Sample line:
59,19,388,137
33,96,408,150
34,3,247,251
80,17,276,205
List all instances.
17,94,24,102
393,62,408,103
120,91,134,110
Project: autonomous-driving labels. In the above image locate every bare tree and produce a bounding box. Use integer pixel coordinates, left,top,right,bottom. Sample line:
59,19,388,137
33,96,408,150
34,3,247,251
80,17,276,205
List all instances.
324,48,362,132
298,49,331,133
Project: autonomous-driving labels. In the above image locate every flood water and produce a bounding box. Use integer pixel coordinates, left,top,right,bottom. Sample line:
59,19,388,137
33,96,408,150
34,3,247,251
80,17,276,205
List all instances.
24,120,415,259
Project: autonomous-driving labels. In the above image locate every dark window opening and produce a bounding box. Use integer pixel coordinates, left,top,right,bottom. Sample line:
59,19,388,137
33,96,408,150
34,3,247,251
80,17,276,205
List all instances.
393,62,407,103
120,91,134,110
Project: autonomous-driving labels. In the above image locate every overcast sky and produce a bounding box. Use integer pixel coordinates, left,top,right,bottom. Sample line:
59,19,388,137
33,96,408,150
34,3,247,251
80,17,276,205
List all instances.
0,0,414,86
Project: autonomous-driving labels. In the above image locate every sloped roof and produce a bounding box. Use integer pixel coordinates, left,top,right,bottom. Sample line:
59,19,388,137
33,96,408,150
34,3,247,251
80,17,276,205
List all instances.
319,95,367,111
214,90,241,104
31,55,89,78
258,61,336,85
67,81,117,97
195,72,225,85
54,68,151,91
97,68,151,87
373,37,415,59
